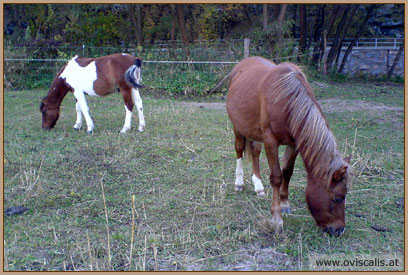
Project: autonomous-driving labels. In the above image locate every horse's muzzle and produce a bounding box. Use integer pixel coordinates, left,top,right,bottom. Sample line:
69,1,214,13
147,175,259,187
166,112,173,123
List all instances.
323,226,345,237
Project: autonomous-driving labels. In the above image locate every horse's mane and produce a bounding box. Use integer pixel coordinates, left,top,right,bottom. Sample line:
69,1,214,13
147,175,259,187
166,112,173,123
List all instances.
272,63,347,186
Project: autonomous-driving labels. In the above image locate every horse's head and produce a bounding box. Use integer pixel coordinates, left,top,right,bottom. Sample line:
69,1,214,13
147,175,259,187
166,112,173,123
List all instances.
306,156,353,237
40,98,59,130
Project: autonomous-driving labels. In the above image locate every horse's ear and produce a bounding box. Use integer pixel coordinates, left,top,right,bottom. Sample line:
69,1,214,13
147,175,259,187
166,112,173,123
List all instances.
333,166,347,182
343,155,352,164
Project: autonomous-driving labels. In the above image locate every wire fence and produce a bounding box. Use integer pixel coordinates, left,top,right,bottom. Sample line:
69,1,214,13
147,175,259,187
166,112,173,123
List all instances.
4,37,403,93
4,40,307,93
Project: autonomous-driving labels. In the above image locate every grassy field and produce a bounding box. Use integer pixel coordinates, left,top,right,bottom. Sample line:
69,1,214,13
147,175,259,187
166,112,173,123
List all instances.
3,79,404,271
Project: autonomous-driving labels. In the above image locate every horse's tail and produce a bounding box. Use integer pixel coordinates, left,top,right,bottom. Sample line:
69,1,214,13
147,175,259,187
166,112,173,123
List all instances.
243,137,252,162
125,58,144,89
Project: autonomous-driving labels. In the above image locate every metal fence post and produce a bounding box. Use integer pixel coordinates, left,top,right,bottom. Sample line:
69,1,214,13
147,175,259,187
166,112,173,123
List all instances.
244,38,250,58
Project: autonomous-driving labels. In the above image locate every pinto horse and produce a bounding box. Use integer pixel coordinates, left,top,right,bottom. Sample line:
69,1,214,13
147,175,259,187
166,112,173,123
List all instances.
226,57,353,236
40,53,145,133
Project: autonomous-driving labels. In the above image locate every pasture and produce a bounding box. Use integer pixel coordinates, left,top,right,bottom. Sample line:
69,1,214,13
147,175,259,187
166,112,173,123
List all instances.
3,79,404,271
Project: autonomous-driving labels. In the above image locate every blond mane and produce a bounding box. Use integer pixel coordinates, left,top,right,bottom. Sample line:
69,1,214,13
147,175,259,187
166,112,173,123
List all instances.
272,63,348,185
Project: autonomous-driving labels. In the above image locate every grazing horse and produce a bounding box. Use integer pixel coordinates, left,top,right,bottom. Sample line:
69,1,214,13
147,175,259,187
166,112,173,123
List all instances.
40,53,145,133
226,57,353,236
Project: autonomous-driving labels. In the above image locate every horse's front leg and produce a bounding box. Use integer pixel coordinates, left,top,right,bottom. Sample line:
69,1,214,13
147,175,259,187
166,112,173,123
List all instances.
73,90,94,133
263,131,283,231
131,88,145,132
73,101,83,130
280,145,298,214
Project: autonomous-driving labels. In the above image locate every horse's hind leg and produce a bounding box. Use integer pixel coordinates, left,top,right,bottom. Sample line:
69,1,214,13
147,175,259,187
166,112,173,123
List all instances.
73,100,83,130
131,88,145,132
250,141,266,197
120,88,134,134
280,145,298,214
233,130,245,192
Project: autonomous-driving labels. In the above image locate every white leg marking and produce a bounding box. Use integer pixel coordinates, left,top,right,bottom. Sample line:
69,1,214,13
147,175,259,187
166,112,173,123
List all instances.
73,90,94,133
252,174,266,197
73,101,83,130
121,105,132,133
234,158,244,191
131,88,145,132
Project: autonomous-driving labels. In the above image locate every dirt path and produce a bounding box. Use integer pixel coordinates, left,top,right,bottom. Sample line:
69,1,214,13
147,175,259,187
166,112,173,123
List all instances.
181,98,403,114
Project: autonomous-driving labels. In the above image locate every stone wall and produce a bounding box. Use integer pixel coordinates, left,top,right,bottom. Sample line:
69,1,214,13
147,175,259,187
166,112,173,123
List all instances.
336,48,404,76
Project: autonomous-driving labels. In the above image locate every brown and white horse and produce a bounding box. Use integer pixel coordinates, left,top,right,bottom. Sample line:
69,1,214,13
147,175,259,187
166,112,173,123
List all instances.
40,53,145,133
226,57,353,236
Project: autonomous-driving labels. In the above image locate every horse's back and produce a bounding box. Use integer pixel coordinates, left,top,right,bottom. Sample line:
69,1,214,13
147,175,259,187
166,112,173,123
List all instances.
227,57,299,144
71,53,139,95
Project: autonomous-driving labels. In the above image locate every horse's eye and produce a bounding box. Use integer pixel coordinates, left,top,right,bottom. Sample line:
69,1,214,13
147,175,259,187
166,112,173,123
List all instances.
334,196,344,203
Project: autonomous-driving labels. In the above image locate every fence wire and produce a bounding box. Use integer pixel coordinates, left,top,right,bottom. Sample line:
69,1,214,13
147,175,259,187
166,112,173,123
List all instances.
5,42,313,92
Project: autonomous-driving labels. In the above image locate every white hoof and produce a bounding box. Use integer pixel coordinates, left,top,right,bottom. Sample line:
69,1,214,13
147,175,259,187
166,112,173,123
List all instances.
234,185,244,192
138,125,145,132
120,127,131,134
256,189,266,197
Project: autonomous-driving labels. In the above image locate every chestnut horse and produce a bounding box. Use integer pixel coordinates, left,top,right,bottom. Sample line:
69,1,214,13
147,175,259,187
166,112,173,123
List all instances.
226,57,353,236
40,53,145,133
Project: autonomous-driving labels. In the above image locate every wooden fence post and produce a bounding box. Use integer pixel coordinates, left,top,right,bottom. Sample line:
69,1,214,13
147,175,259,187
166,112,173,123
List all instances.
244,38,250,58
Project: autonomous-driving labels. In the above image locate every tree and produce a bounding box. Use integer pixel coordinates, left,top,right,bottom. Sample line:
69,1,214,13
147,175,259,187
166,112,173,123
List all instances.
276,4,287,49
311,5,325,63
263,4,268,31
170,5,177,48
326,5,360,71
127,4,143,47
334,4,359,67
299,5,306,54
387,44,403,79
176,4,190,56
338,5,375,73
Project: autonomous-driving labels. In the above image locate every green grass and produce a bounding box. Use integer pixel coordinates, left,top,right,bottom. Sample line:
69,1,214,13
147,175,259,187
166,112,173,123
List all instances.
3,80,404,271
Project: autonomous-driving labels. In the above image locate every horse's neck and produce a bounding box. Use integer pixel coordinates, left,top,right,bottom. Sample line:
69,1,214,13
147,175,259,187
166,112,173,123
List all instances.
46,79,69,107
301,143,342,184
295,115,340,182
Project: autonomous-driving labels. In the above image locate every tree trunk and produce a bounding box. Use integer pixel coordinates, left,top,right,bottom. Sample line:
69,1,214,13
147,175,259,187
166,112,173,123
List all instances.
128,4,143,47
334,5,359,68
326,5,351,71
326,4,341,37
387,44,403,78
176,4,190,56
339,5,374,73
170,4,177,48
276,4,287,50
299,5,306,54
263,4,268,31
322,30,328,76
307,5,322,50
292,4,297,37
312,4,325,63
242,4,254,27
135,5,143,47
314,4,340,66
